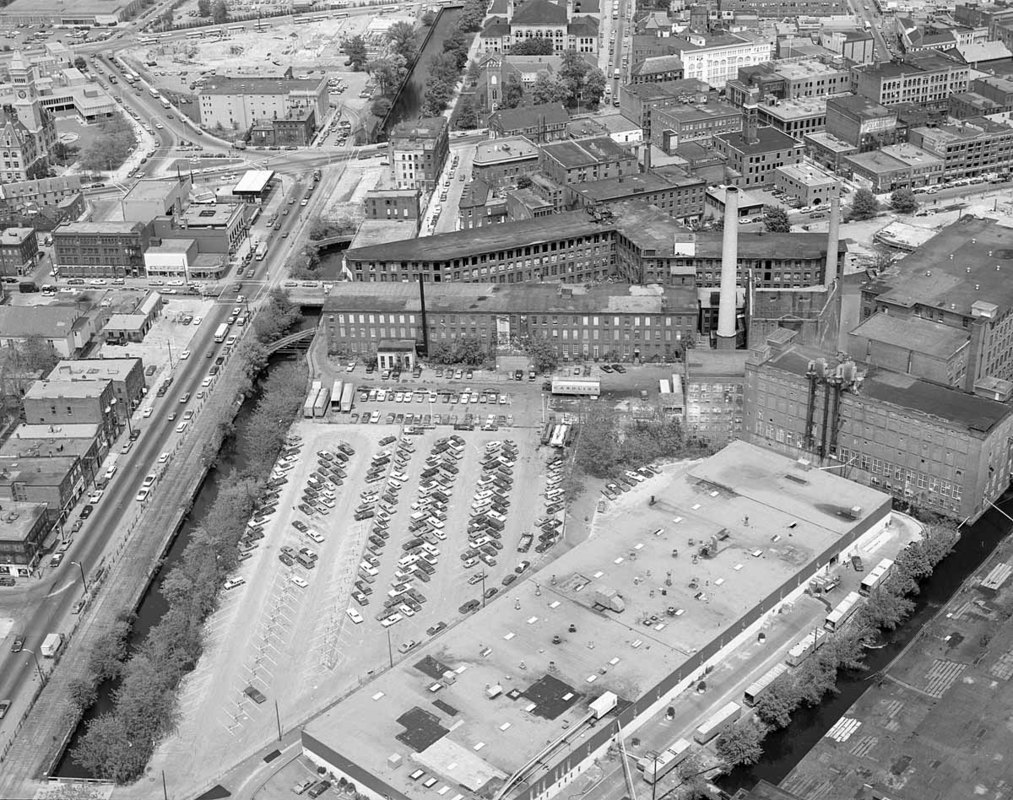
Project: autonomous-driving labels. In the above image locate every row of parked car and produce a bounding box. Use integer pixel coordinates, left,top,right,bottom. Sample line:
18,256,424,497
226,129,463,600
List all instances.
601,466,659,501
458,440,519,613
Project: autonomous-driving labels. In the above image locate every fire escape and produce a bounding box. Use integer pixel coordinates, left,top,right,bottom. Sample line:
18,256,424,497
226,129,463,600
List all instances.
803,358,856,460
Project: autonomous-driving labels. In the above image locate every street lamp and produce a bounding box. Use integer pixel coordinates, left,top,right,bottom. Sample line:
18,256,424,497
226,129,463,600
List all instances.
70,560,89,593
22,648,44,683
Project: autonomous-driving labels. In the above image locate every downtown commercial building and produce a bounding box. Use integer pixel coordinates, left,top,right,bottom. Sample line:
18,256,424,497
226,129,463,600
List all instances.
324,282,697,362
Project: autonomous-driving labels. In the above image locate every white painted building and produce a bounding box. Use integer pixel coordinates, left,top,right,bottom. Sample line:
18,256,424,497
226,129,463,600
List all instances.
673,32,774,89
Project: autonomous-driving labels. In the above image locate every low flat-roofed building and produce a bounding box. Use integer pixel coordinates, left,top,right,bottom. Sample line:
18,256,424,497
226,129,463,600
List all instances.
120,176,190,221
744,331,1013,521
629,54,685,84
0,0,142,25
0,304,89,356
49,357,145,416
842,149,912,192
99,290,162,344
302,440,891,800
471,137,541,188
174,203,248,253
0,501,49,576
459,180,508,230
364,189,422,227
504,186,553,223
878,142,944,186
908,116,1013,181
619,78,712,139
197,71,327,134
1,421,103,487
773,162,839,207
346,220,416,255
489,102,569,142
233,170,275,203
566,169,706,222
376,339,416,372
825,94,898,150
592,113,643,145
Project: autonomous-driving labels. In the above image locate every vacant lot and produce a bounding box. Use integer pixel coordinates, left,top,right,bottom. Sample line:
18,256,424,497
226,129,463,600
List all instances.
150,421,561,788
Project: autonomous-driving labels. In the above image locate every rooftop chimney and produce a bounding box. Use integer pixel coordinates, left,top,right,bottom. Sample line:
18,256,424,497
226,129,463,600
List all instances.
743,89,760,145
716,186,739,348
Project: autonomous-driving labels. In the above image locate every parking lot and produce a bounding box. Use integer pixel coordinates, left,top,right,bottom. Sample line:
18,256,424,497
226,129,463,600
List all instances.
156,421,563,787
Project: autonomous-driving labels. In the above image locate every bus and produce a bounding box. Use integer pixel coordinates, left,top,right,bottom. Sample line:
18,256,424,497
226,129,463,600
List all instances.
659,378,671,395
294,15,311,23
138,36,157,44
158,95,171,109
148,86,159,98
860,558,895,596
693,702,741,744
331,380,344,412
340,382,355,413
824,591,863,632
186,31,204,39
214,323,229,342
313,386,331,417
786,628,827,668
255,241,268,261
639,739,691,784
550,378,600,398
227,25,244,32
549,424,568,448
743,663,788,706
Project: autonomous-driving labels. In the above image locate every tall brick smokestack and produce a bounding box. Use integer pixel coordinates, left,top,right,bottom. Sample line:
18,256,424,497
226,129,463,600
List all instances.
826,190,841,284
716,186,739,348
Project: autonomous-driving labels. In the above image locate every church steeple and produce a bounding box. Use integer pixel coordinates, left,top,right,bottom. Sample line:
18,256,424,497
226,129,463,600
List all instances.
10,52,44,133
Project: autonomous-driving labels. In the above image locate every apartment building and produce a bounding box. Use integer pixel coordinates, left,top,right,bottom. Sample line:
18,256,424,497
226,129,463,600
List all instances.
618,78,712,139
471,137,541,187
713,121,805,187
53,221,151,278
0,227,38,277
728,57,852,106
197,70,327,133
853,52,969,110
324,282,697,362
389,117,450,191
539,136,638,185
650,97,742,152
757,96,828,139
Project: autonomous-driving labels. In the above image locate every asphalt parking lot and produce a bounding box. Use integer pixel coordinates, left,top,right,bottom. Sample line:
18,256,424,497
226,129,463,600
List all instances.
160,422,563,785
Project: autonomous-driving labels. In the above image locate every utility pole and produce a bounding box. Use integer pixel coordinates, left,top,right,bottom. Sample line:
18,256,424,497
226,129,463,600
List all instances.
162,770,169,800
274,700,283,742
386,627,394,668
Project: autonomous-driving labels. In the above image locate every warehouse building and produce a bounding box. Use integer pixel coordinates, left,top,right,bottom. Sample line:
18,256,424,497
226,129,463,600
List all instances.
301,441,892,800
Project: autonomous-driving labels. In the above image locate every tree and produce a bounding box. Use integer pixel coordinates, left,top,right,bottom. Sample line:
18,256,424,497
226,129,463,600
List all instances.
21,335,59,374
422,77,453,117
859,585,915,631
429,51,460,85
371,97,393,119
78,113,137,172
421,9,436,25
510,37,554,55
890,187,918,214
460,0,489,31
526,335,558,372
574,406,621,478
74,56,87,70
456,95,479,129
210,0,228,23
443,28,470,69
849,188,880,220
530,73,567,106
466,59,481,87
582,67,607,107
197,0,211,15
754,676,800,729
716,720,766,767
763,204,790,232
386,20,417,61
68,677,98,710
502,73,524,108
343,35,369,72
559,49,590,106
75,715,151,782
369,56,407,98
88,618,131,682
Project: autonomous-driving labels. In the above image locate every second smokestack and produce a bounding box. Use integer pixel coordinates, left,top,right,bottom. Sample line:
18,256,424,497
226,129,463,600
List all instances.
716,186,739,348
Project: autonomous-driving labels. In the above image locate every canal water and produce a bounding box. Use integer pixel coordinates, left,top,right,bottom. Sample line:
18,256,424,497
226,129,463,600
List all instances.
55,312,317,778
719,497,1012,795
384,6,464,132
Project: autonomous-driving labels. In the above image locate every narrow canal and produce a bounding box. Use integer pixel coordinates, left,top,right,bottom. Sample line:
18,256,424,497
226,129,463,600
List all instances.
54,311,318,778
719,496,1011,794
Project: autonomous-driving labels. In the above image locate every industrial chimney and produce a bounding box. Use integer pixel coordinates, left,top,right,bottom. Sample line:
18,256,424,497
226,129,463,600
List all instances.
417,273,429,356
826,190,841,284
716,186,739,349
743,88,760,145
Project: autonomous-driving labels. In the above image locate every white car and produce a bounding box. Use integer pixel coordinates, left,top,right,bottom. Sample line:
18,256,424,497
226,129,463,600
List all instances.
381,613,403,627
142,407,153,418
346,608,364,624
175,421,188,434
306,530,325,543
193,316,203,325
158,452,170,464
180,350,191,360
223,577,245,590
87,490,104,504
135,488,150,502
291,575,309,588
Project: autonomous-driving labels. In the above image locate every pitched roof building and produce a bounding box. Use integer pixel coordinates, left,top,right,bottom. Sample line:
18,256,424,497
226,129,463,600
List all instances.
479,0,599,55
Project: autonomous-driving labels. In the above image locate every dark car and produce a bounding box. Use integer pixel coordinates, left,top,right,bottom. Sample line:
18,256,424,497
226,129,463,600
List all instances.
308,781,331,799
459,599,480,614
279,553,295,566
851,555,865,571
292,520,308,532
600,364,613,373
243,686,267,704
10,636,24,653
612,364,626,373
80,504,94,520
426,621,447,636
502,573,518,587
484,587,498,599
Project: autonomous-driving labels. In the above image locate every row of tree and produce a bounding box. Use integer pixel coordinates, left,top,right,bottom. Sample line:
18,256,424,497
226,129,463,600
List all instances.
197,0,229,23
72,292,306,782
759,186,919,233
427,335,489,366
713,526,960,768
498,50,607,111
421,28,474,117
